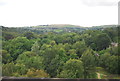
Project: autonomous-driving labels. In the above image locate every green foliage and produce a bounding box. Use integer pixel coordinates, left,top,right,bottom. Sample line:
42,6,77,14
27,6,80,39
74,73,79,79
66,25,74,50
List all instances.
2,32,16,40
14,63,27,75
24,32,36,39
109,46,118,56
107,55,119,74
1,50,13,64
31,41,40,55
2,25,119,78
58,59,84,78
26,68,50,78
99,52,111,68
94,33,111,50
42,45,68,77
73,41,87,57
81,48,96,78
16,51,44,70
103,27,118,42
67,49,78,59
2,62,15,76
3,37,33,60
84,31,111,51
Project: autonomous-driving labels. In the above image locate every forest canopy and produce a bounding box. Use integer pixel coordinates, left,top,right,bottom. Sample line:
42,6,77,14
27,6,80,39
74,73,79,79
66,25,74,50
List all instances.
1,24,120,79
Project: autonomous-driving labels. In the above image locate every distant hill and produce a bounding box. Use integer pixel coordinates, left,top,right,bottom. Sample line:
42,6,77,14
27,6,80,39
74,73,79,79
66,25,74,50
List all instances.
1,24,118,34
89,25,117,30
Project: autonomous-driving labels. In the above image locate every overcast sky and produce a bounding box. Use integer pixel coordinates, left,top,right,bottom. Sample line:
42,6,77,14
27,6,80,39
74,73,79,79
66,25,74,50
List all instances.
0,0,119,27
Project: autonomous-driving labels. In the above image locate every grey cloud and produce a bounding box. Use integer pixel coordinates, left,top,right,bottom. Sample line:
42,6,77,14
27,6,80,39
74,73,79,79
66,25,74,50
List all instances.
81,0,119,6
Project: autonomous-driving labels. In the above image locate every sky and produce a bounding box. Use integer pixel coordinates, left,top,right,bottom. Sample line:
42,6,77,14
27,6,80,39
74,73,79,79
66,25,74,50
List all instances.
0,0,119,27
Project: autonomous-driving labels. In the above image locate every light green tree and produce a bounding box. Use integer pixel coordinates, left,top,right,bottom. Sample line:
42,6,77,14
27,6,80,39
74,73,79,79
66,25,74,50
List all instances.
58,59,84,78
2,50,13,64
16,51,44,70
31,41,40,55
81,48,96,78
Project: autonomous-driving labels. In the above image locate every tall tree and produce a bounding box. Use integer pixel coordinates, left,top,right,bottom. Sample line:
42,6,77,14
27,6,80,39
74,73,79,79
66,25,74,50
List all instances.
81,48,96,78
42,45,68,77
31,41,40,55
58,59,84,78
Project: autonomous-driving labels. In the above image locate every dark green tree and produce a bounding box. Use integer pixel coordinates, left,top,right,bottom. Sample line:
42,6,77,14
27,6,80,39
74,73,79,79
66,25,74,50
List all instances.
24,32,36,39
73,41,87,57
42,45,68,77
4,37,33,60
106,55,119,74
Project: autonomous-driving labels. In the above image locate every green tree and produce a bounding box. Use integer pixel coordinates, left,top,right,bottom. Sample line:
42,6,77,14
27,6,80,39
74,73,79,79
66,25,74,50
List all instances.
42,45,68,77
81,48,96,78
94,33,111,51
67,49,78,59
103,27,118,42
64,43,71,52
24,32,36,39
84,31,111,51
49,40,56,46
16,51,44,70
2,32,15,40
99,52,111,68
58,59,84,78
10,63,28,77
2,62,15,76
4,37,33,60
26,68,50,78
109,46,118,56
106,55,119,74
73,41,87,57
31,41,40,55
1,50,13,64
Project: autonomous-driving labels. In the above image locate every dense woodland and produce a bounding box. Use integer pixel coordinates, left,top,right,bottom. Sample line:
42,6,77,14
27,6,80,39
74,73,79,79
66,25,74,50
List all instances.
1,24,120,79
